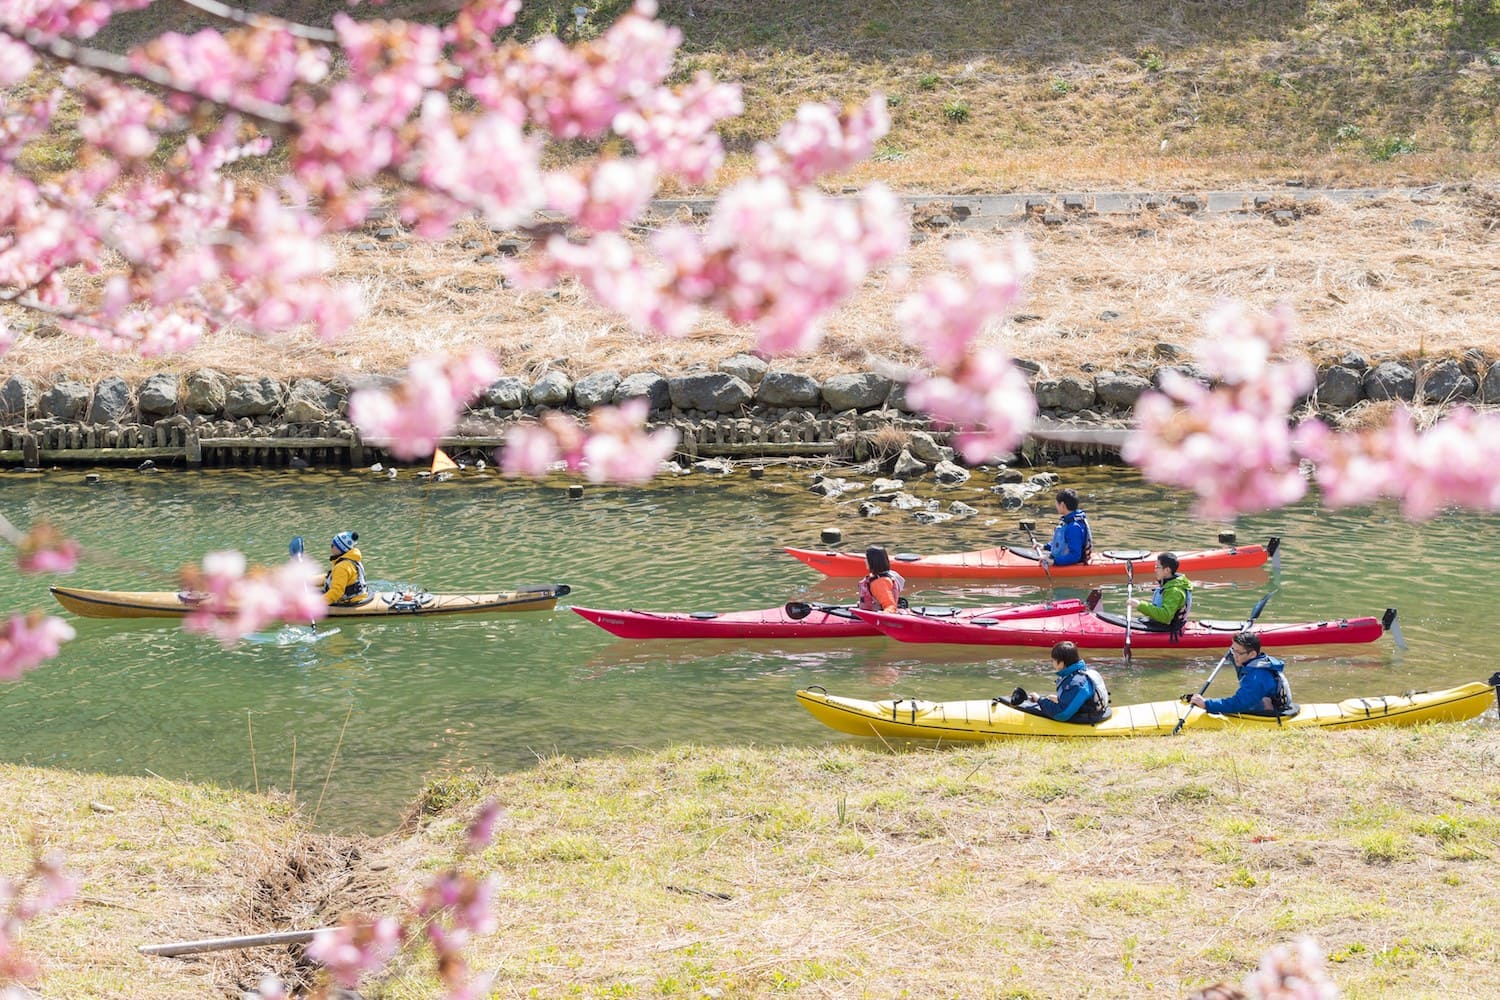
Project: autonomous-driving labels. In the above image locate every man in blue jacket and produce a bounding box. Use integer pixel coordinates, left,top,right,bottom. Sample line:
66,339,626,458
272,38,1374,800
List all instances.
1189,632,1294,716
1013,641,1111,723
1044,488,1092,566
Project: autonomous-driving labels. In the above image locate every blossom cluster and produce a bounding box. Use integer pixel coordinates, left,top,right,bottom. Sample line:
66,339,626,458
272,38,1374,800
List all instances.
1125,303,1500,519
177,551,328,646
897,237,1039,463
501,398,679,483
260,798,504,998
0,613,75,683
0,850,77,983
1242,936,1340,999
348,351,501,460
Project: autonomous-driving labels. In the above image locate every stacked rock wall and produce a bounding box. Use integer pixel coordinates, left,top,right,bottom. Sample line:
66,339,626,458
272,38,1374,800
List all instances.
2,350,1496,469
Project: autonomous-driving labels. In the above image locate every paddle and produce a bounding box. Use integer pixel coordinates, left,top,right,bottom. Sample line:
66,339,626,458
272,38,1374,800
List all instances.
784,601,859,621
1123,556,1135,665
1172,589,1276,735
289,537,317,634
1018,519,1054,595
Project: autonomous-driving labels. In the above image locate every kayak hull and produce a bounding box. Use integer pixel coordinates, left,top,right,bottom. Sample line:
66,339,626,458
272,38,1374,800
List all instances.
796,680,1500,740
571,598,1088,640
50,584,571,620
785,539,1275,581
852,607,1387,650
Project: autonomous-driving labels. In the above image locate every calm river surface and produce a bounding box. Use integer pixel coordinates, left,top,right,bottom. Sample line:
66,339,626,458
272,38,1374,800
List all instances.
2,463,1496,833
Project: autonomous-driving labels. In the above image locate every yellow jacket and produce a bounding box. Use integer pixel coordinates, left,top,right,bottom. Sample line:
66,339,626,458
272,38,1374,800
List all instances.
323,548,367,605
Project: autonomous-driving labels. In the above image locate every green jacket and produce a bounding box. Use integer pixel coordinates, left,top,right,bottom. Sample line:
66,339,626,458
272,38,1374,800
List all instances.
1138,573,1192,626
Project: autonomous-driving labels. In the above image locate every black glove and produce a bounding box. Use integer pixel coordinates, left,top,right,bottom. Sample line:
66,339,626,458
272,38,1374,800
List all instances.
1010,687,1030,707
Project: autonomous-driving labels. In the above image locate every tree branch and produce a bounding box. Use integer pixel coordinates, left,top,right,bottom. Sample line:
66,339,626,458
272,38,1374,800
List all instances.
7,27,296,129
172,0,339,43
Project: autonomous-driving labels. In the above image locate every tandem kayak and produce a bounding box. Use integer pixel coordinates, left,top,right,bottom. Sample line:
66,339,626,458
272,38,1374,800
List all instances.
796,673,1500,740
49,583,571,620
571,597,1089,640
851,606,1397,651
785,537,1278,581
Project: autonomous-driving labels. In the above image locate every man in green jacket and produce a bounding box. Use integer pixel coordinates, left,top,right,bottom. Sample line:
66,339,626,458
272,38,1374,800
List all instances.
1129,552,1192,632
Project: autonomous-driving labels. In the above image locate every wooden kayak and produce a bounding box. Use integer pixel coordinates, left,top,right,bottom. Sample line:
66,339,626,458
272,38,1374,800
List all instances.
571,597,1088,640
852,606,1395,651
796,673,1500,740
785,536,1278,580
49,583,571,620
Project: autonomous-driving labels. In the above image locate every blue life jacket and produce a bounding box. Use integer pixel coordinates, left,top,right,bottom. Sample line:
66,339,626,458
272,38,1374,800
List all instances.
1048,510,1093,566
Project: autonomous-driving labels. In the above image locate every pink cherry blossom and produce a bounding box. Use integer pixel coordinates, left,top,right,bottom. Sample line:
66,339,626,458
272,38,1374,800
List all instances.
757,95,890,187
500,421,566,478
905,347,1038,464
3,518,80,574
500,403,677,483
0,35,36,85
1125,369,1313,519
0,612,75,682
897,237,1035,370
581,399,679,483
466,799,503,851
1243,937,1340,1000
1124,304,1317,518
178,551,329,646
306,917,404,989
349,351,500,460
1,850,77,982
248,975,289,1000
1294,407,1500,519
1194,301,1296,384
544,158,657,234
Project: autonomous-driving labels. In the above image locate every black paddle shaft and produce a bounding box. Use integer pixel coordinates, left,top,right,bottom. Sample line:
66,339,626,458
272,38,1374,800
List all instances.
1018,520,1054,593
1172,589,1277,735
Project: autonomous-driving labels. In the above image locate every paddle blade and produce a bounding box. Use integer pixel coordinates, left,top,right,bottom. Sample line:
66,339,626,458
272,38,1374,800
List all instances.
1384,608,1408,650
289,536,305,558
784,601,813,621
1248,589,1276,623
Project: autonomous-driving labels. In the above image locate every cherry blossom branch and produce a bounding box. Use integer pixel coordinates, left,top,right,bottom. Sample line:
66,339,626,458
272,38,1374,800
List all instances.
6,28,296,127
172,0,339,42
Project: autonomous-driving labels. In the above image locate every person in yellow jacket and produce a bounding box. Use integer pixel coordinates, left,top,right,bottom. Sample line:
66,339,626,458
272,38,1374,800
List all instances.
324,531,369,606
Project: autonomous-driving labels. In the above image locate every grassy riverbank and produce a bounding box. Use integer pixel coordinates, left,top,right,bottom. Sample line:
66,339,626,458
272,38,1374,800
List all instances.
8,723,1500,997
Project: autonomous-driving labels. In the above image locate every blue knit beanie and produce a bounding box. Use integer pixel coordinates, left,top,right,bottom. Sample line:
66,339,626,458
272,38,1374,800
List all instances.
332,531,358,553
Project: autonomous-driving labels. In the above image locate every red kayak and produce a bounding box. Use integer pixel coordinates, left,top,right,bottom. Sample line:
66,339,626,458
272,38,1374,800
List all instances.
786,537,1278,581
851,606,1397,651
571,598,1088,640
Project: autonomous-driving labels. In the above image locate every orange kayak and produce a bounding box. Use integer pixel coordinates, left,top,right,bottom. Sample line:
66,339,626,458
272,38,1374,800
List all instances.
786,537,1278,581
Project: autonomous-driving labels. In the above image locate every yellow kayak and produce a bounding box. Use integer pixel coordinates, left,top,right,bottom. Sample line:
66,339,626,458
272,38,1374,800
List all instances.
797,674,1500,740
50,584,570,620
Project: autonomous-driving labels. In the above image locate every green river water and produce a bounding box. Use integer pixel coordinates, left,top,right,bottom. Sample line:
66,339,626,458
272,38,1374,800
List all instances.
2,464,1496,834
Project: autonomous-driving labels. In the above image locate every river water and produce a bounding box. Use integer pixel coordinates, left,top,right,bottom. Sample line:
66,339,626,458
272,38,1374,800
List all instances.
2,463,1495,833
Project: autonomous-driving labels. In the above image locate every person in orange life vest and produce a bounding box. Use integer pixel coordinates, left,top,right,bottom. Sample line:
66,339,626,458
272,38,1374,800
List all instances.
858,545,905,612
323,531,369,606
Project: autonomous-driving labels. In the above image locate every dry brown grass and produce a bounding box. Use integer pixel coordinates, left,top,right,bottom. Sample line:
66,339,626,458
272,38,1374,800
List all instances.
4,188,1496,387
5,0,1497,390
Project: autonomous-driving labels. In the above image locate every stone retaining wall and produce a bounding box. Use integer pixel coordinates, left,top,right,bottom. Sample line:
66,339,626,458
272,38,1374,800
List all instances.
2,349,1497,470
